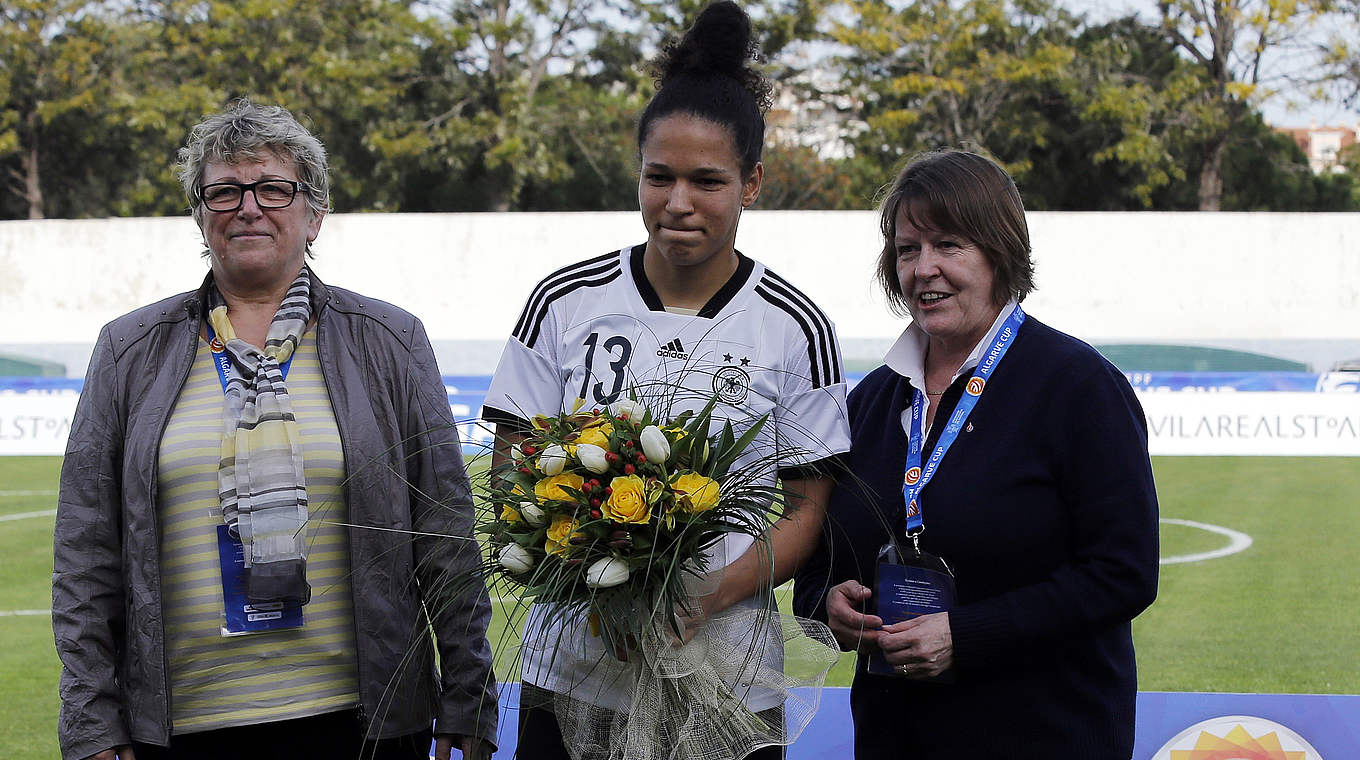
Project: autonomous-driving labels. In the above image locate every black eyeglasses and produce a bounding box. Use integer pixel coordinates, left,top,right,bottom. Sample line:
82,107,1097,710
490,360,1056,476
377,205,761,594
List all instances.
198,180,308,212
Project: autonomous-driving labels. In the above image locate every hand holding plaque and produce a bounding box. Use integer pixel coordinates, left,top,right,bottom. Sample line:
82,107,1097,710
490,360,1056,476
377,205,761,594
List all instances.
825,580,885,652
868,540,956,681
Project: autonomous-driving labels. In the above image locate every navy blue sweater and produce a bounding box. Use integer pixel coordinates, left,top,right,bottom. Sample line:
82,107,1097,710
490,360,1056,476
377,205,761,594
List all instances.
794,317,1159,759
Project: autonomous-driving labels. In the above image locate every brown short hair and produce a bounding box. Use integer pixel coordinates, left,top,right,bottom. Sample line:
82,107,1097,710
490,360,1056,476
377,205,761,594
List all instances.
875,150,1034,316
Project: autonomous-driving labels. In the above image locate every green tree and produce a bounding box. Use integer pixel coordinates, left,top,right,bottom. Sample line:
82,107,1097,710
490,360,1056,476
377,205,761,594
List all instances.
363,0,646,212
757,140,857,208
123,0,430,213
1175,110,1357,210
385,0,826,212
827,0,1081,201
1317,0,1360,109
1158,0,1335,209
0,1,123,218
1019,16,1204,209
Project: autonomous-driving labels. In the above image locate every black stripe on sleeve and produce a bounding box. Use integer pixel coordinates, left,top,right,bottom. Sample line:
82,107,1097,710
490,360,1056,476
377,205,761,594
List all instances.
522,269,623,349
757,284,824,387
511,251,621,345
778,454,848,483
756,286,840,389
762,270,843,385
483,406,535,435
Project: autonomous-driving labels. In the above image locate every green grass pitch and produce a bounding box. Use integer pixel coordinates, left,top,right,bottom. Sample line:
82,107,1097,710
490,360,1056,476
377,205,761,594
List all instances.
4,455,1358,758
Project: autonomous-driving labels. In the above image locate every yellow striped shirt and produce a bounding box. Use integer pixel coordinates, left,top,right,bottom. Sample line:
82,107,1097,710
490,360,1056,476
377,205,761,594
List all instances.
158,330,359,733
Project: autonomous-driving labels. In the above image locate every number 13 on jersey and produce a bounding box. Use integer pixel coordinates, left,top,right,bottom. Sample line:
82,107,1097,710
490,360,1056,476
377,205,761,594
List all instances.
580,332,633,405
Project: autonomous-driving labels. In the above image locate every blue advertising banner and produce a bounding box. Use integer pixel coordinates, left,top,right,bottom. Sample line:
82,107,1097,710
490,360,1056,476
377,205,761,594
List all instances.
1124,372,1360,393
477,686,1360,759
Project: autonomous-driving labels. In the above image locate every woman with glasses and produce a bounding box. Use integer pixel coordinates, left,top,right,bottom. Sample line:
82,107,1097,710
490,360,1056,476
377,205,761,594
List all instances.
52,100,496,760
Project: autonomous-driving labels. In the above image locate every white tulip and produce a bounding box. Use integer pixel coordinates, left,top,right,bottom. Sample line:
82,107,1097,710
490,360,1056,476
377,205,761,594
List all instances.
639,425,670,463
609,398,645,422
519,502,546,527
498,543,535,574
509,442,523,463
539,444,567,476
585,556,631,588
576,443,610,474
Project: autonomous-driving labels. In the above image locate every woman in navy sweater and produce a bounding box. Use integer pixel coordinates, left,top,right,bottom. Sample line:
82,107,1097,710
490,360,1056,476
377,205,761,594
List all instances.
793,151,1159,759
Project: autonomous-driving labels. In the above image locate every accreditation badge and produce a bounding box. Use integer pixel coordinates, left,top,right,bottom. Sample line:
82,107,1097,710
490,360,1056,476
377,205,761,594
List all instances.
216,525,304,636
868,540,956,681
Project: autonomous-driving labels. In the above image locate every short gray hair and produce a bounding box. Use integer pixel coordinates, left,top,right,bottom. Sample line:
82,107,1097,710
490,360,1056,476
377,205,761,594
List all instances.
177,99,331,241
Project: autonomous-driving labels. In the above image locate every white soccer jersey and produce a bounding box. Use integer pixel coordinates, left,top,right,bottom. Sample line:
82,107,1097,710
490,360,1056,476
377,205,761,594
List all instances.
485,244,849,474
483,243,851,709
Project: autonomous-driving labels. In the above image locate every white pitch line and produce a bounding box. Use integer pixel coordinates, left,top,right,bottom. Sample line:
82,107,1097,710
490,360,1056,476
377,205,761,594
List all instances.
0,509,56,522
6,536,1244,620
0,490,57,496
1160,517,1253,565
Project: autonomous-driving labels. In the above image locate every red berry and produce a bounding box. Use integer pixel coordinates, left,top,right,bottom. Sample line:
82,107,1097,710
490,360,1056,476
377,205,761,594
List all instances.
636,454,647,464
604,487,613,496
522,445,536,455
606,452,619,462
590,509,602,519
624,440,634,447
624,463,636,475
590,497,601,507
519,466,532,475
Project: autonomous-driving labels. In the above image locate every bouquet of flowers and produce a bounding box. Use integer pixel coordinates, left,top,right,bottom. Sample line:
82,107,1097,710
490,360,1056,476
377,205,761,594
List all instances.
482,396,773,653
478,395,839,760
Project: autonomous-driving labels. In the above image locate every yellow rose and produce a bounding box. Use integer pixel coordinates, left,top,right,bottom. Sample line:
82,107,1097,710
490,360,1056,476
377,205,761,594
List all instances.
534,472,585,503
546,514,584,556
578,419,615,449
500,503,523,523
604,475,650,524
671,472,720,514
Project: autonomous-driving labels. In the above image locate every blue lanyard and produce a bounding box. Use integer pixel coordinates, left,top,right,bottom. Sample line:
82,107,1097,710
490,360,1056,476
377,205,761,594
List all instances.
205,323,295,392
902,306,1026,541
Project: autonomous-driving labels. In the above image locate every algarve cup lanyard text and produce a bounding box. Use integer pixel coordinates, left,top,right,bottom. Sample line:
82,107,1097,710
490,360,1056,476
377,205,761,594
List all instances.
206,323,295,392
902,306,1026,555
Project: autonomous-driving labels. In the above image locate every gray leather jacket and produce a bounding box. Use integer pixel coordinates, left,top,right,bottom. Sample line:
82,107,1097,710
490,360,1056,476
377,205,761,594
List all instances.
53,270,497,760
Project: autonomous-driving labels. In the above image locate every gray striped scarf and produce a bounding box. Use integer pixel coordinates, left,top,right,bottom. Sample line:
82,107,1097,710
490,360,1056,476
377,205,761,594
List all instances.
208,267,312,605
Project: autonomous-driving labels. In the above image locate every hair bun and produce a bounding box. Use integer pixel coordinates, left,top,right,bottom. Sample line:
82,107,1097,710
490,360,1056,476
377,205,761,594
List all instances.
659,1,756,81
638,0,772,173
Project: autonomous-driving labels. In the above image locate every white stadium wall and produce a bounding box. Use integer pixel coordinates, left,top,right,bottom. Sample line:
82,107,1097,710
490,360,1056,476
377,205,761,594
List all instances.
3,211,1359,456
3,210,1359,352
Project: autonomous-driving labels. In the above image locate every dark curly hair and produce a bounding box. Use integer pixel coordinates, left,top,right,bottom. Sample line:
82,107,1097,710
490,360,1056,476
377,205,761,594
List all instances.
637,1,772,175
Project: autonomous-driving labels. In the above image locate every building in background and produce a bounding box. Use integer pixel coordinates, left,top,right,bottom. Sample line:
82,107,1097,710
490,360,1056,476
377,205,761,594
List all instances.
1277,123,1358,173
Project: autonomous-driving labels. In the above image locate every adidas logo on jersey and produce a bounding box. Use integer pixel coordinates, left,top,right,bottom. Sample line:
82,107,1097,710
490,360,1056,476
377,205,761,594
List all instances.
656,338,690,360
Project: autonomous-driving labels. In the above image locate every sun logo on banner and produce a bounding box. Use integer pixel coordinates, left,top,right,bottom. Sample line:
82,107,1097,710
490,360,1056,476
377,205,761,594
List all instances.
209,337,226,353
904,467,921,486
966,377,985,396
906,499,920,518
1153,715,1323,760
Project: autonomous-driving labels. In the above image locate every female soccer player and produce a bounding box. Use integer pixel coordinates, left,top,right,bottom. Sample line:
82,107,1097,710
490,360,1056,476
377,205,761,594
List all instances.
482,3,849,758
